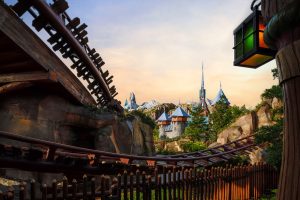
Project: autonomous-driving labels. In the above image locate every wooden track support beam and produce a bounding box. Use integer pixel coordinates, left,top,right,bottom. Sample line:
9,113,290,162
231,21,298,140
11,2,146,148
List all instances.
0,71,49,83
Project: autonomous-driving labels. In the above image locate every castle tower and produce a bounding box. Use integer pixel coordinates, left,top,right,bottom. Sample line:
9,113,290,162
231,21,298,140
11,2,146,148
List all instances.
199,64,209,115
210,82,230,106
156,111,171,138
170,107,190,138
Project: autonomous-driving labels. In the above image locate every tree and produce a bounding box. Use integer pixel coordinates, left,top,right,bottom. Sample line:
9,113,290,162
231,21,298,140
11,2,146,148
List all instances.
255,119,283,169
184,105,208,142
208,99,248,143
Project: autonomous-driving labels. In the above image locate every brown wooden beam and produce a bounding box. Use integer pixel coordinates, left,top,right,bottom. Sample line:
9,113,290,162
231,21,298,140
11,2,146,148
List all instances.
0,71,49,83
0,82,33,94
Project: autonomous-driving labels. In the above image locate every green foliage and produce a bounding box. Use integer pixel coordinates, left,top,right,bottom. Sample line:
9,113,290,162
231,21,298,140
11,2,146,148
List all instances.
255,119,283,169
180,141,206,152
153,126,160,141
184,105,209,142
271,68,279,79
261,85,283,100
208,101,249,143
260,189,277,200
124,110,156,129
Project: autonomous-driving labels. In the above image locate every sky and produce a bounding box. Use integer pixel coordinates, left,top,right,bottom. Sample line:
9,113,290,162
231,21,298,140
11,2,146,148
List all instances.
7,0,278,108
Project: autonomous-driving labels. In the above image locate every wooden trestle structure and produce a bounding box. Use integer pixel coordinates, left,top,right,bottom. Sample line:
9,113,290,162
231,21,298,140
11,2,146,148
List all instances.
0,0,121,110
0,130,258,174
0,130,278,199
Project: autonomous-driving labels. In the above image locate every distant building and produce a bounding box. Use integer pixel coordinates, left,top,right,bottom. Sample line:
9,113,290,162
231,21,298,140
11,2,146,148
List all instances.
124,92,139,110
208,82,230,106
157,107,190,138
200,64,230,112
199,64,210,116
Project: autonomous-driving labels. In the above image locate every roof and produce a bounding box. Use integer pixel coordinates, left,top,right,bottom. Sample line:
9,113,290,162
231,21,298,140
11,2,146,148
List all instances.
157,111,171,121
171,107,190,118
210,88,230,106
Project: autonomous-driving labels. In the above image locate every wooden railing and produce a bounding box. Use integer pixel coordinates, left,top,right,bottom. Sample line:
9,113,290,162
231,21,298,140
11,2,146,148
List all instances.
0,163,278,200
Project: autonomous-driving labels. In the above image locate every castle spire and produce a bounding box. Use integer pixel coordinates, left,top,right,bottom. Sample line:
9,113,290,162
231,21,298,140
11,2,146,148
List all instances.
201,62,204,89
199,63,209,115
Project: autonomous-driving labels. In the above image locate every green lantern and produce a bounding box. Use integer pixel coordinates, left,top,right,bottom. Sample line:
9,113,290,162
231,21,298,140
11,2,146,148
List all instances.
233,7,277,68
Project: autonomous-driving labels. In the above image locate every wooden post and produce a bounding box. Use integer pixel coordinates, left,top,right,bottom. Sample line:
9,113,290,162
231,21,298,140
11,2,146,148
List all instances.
261,0,300,199
91,177,96,200
147,175,152,200
130,172,134,200
162,167,167,200
42,184,47,200
63,176,68,200
100,175,106,200
167,170,172,200
83,175,87,200
155,168,159,200
136,170,141,200
19,185,25,200
123,171,128,200
142,171,147,200
52,179,57,200
30,179,36,200
172,167,177,200
158,176,162,200
176,168,181,200
117,174,122,199
72,179,77,199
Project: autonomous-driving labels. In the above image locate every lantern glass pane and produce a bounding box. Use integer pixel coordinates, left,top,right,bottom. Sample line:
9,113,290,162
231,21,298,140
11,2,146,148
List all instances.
244,21,253,37
235,29,242,45
259,16,265,31
259,31,268,48
244,34,254,53
235,44,243,59
240,54,273,67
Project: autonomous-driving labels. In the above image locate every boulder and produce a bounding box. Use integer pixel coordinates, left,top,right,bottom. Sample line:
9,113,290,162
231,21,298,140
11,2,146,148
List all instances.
217,126,243,144
271,97,283,109
249,147,267,165
164,141,183,152
257,104,274,128
231,111,257,136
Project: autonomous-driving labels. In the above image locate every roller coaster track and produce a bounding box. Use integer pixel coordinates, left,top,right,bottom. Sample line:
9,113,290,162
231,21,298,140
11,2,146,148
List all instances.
9,0,120,109
0,131,259,175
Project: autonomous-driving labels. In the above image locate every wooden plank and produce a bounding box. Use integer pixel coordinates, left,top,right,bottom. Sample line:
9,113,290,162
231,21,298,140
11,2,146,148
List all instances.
0,71,49,83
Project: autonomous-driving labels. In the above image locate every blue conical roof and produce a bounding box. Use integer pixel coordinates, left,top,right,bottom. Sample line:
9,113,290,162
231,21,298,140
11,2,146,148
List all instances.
171,107,190,118
157,111,171,121
210,88,230,106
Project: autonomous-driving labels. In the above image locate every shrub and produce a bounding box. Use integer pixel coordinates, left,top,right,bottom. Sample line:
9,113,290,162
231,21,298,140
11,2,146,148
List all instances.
180,141,206,152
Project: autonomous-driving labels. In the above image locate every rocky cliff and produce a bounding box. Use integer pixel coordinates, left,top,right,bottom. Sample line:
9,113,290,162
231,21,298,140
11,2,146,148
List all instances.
211,97,283,164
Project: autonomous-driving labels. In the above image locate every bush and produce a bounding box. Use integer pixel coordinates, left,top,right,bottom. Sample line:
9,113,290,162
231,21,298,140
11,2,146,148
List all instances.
180,141,206,152
124,110,156,129
261,85,283,100
255,120,283,169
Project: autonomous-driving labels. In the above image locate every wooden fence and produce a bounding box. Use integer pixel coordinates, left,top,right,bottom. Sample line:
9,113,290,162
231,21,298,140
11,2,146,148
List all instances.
0,163,278,200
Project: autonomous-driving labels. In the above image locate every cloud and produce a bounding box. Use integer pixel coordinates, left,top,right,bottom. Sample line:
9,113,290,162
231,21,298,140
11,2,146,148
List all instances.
67,0,277,107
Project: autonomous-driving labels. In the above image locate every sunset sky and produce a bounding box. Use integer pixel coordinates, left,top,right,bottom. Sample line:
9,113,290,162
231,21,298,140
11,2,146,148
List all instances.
9,0,278,108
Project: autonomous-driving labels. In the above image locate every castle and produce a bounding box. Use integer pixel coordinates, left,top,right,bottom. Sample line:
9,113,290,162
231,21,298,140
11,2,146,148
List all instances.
157,64,230,139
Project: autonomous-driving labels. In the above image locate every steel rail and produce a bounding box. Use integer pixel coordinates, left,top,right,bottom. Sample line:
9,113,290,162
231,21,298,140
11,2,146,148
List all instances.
0,131,256,162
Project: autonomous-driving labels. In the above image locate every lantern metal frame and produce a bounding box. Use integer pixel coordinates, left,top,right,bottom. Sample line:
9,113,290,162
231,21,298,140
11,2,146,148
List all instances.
233,8,277,68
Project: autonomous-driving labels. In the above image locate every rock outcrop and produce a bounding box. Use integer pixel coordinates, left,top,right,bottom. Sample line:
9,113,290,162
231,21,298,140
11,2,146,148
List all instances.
213,98,283,164
0,88,154,182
